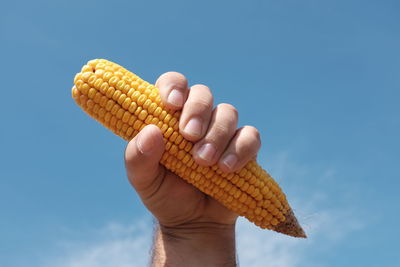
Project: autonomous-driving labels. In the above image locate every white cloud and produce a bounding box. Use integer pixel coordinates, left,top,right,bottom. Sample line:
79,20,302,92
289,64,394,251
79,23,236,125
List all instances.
236,201,364,267
42,204,363,267
43,220,153,267
42,153,365,267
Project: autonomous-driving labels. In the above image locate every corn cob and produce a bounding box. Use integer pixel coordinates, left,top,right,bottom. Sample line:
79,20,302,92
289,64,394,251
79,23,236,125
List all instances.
71,59,306,238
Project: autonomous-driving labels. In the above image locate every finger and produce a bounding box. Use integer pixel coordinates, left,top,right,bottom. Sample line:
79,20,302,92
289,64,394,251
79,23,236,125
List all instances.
155,72,189,110
218,126,261,173
124,125,166,199
192,103,238,166
179,84,214,141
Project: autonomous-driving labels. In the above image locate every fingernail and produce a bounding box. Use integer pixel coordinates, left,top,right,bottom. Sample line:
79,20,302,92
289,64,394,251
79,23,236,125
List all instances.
184,117,202,137
221,154,237,170
197,143,216,162
167,89,183,107
137,131,154,155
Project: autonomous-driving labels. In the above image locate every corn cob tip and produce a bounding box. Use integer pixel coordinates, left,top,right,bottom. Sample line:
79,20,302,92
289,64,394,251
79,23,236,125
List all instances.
274,208,306,238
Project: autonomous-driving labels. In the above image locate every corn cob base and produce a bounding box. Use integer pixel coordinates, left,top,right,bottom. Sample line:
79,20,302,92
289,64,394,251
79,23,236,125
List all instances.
71,59,306,238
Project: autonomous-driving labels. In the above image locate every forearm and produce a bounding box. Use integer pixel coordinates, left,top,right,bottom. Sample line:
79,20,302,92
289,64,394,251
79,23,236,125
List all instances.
151,222,237,267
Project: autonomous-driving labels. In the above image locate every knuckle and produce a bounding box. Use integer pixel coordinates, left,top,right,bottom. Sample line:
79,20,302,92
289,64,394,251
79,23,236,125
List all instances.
243,125,261,146
168,71,188,84
217,103,238,115
191,84,213,96
188,84,214,110
213,123,230,137
162,71,187,81
191,99,213,111
217,103,238,117
156,71,188,88
192,83,210,90
165,71,186,78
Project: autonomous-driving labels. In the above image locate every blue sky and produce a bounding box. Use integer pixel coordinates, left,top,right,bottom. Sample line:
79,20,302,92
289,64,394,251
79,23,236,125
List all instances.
1,0,399,266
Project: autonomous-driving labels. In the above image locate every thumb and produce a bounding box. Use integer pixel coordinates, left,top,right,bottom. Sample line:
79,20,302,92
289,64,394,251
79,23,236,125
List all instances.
124,124,165,199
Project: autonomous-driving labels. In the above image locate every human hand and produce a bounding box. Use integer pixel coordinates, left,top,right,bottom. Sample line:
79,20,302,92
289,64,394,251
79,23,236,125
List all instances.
124,72,261,266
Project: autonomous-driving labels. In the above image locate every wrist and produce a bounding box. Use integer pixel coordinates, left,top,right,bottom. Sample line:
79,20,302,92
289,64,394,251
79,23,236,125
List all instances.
153,221,237,267
160,221,236,240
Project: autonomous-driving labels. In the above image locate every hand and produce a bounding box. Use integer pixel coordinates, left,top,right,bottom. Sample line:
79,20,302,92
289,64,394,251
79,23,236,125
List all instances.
124,72,262,266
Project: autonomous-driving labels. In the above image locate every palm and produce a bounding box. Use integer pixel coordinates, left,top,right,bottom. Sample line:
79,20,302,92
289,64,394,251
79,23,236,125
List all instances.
142,166,238,228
